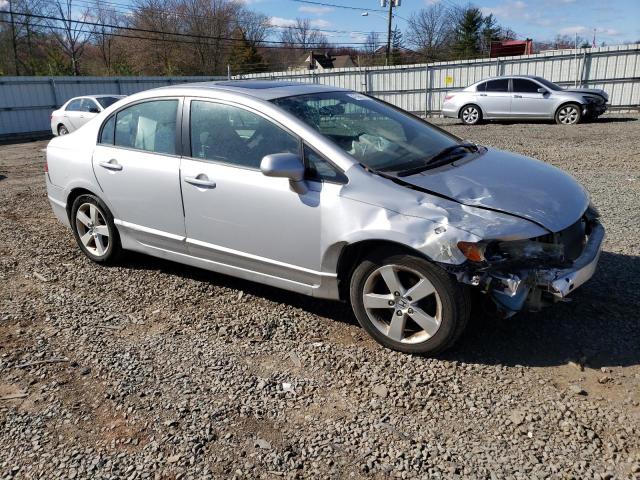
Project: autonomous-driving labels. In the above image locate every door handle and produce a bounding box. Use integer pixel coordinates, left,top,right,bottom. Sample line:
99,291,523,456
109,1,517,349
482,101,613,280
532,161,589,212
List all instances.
513,95,522,98
184,175,216,188
479,93,487,96
98,160,123,171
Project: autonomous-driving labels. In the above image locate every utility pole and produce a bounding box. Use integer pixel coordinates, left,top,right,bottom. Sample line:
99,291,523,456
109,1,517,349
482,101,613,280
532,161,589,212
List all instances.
385,0,394,66
9,0,20,75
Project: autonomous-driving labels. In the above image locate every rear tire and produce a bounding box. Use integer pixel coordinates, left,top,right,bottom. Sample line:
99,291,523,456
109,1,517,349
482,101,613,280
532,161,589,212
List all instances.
349,250,470,355
58,124,69,135
459,104,482,125
70,194,122,264
555,103,582,125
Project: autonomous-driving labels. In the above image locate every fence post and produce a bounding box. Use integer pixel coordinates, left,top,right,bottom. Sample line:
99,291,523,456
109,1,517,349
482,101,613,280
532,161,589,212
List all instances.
495,57,500,76
424,65,430,117
115,78,122,95
361,68,368,93
49,78,60,107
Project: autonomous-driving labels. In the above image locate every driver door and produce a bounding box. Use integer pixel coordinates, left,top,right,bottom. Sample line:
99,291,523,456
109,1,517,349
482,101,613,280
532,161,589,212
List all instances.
180,99,327,287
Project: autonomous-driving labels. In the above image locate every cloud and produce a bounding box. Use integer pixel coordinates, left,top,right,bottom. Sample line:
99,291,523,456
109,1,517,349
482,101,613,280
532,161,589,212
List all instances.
270,17,331,29
0,0,8,8
480,0,527,19
559,25,588,35
298,6,334,15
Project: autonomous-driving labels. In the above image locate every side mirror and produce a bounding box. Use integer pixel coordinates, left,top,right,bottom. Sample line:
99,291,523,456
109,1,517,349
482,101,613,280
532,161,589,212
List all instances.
260,153,307,194
537,88,547,94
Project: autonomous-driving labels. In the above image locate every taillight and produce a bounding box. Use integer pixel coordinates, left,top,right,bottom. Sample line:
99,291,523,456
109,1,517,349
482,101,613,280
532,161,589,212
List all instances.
44,160,48,173
444,94,456,101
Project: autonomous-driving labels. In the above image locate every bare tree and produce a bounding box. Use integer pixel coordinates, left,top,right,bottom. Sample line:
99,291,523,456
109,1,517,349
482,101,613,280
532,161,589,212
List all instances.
407,3,454,61
45,0,90,75
237,9,271,47
90,1,122,74
279,18,328,50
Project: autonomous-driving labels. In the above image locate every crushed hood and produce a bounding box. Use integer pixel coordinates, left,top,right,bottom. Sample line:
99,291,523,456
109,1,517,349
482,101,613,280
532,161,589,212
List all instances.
563,87,608,101
398,148,589,233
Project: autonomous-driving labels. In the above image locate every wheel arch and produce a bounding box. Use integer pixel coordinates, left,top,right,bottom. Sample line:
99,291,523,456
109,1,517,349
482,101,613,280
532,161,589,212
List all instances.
66,187,102,221
554,101,583,116
333,239,436,301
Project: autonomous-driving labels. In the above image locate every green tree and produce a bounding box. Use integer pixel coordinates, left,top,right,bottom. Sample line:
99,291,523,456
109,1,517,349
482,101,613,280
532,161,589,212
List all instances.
453,7,483,59
390,26,404,65
229,28,267,75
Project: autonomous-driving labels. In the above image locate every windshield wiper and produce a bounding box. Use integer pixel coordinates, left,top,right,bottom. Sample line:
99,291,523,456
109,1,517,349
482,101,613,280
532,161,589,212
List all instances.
397,142,479,177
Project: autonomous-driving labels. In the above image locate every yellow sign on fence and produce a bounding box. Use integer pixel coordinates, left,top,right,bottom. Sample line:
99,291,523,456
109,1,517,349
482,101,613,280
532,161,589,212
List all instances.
445,76,454,86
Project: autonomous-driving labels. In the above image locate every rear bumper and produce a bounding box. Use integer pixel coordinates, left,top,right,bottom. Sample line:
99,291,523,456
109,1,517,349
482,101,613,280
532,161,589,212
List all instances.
46,174,70,228
441,104,459,118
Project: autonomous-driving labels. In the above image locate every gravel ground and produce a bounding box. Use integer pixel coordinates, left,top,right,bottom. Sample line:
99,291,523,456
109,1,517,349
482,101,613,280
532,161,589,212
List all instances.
1,114,639,479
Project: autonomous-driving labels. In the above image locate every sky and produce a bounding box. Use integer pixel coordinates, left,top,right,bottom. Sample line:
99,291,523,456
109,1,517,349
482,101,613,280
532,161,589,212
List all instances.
247,0,640,47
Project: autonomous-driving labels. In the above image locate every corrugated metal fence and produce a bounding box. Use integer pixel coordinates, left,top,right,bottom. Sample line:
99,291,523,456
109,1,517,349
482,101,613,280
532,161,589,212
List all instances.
234,44,640,115
0,76,223,139
1,44,638,139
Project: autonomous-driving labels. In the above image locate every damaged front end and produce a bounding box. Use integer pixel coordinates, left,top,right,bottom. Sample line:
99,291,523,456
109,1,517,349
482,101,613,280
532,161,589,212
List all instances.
449,207,605,317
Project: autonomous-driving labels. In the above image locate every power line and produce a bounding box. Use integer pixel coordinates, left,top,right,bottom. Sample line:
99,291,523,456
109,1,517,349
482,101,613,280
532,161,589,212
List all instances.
289,0,386,12
0,9,375,46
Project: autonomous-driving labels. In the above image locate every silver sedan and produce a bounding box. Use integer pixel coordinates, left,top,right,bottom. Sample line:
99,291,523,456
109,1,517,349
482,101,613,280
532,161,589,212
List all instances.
442,75,608,125
45,81,604,355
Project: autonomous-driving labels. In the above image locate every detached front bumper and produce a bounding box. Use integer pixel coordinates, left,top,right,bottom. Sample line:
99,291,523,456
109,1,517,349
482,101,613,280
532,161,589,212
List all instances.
483,220,605,314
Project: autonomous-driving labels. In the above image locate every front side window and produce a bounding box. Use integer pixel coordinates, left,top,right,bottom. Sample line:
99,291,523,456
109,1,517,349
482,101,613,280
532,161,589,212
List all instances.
272,92,458,173
81,99,100,113
486,79,509,92
189,101,298,169
66,99,82,111
114,100,178,155
512,79,541,93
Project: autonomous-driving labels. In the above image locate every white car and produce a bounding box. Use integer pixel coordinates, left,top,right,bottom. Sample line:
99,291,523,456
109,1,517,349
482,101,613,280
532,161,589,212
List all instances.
50,95,124,136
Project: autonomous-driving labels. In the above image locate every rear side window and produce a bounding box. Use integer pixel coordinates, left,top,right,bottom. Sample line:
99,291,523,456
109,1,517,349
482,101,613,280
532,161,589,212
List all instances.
96,96,121,109
100,115,115,144
114,100,178,155
512,79,541,93
486,79,509,92
66,99,82,111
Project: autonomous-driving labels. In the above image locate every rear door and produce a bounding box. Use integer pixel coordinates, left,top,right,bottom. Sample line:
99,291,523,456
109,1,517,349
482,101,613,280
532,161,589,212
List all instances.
510,78,552,117
92,98,186,252
479,79,511,117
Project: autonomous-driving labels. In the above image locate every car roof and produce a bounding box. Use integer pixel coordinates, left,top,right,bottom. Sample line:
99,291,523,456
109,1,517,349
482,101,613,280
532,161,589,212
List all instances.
473,75,543,83
156,80,348,100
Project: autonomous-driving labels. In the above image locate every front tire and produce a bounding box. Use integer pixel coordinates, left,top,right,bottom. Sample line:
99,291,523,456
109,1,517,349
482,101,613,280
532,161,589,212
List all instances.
70,194,122,264
459,104,482,125
555,103,582,125
349,251,470,355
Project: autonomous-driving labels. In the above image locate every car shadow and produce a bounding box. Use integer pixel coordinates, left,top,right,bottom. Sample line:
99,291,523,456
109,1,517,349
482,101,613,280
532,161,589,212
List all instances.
589,116,638,123
120,250,638,369
443,251,640,369
0,175,6,181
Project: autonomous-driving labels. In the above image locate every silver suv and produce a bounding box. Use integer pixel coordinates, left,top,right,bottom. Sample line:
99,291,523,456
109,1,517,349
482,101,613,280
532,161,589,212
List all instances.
45,81,604,355
442,75,608,125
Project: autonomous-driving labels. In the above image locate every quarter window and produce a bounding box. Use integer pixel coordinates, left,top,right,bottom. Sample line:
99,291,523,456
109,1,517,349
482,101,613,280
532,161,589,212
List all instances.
190,101,299,168
99,115,116,145
512,79,542,93
66,99,82,111
475,82,487,92
485,79,509,92
304,145,347,184
114,100,178,155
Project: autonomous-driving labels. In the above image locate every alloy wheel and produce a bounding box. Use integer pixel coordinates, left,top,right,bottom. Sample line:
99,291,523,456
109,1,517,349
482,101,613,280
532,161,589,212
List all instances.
58,125,69,135
75,203,110,257
557,105,580,124
362,264,442,344
461,106,479,124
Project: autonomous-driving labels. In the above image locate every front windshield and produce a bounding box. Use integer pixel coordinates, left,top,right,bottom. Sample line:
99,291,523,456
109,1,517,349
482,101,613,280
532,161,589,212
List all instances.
272,92,459,172
96,96,122,108
535,78,562,91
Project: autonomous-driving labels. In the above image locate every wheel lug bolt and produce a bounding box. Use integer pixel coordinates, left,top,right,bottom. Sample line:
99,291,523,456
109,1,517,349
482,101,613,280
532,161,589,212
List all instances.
396,310,403,316
388,300,394,306
408,308,414,314
394,291,400,296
